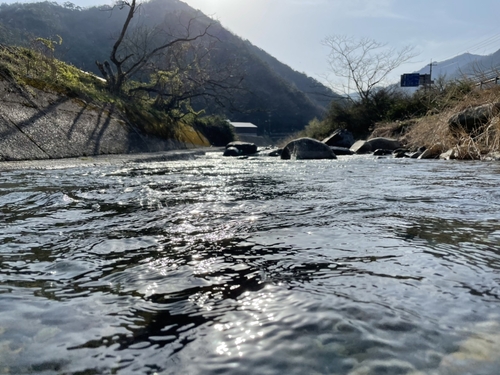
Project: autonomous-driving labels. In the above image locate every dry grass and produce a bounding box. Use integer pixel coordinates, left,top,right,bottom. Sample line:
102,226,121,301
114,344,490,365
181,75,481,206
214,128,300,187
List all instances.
382,85,500,159
370,119,417,140
401,111,456,151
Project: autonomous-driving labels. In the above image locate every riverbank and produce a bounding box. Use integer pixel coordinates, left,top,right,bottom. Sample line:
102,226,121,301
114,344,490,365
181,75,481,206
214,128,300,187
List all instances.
292,81,500,160
0,44,234,163
0,71,212,162
370,85,500,160
0,147,225,171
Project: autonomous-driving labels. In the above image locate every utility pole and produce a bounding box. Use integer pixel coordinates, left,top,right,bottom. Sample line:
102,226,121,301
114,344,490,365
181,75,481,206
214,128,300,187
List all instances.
429,59,437,84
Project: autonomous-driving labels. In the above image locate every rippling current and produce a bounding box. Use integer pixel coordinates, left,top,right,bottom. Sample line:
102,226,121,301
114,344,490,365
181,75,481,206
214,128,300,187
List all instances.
1,152,500,375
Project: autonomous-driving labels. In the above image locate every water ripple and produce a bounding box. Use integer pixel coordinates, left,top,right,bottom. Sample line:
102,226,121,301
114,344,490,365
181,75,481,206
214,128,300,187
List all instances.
1,155,500,374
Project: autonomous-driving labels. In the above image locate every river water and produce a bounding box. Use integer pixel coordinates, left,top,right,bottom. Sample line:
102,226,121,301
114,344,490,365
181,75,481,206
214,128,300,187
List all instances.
1,152,500,375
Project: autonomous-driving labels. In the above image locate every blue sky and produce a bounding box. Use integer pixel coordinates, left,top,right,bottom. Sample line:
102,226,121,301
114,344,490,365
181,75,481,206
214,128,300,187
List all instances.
3,0,500,86
182,0,500,83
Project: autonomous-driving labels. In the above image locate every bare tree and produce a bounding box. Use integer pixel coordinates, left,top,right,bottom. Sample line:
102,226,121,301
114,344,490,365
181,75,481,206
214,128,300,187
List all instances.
129,37,246,116
96,0,212,94
322,35,417,102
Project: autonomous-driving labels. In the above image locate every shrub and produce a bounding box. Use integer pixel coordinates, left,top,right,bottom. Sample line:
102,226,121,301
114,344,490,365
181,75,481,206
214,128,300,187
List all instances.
190,115,235,146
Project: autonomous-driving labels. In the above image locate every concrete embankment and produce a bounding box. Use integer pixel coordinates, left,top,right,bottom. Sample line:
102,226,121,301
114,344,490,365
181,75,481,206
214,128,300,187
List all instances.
0,148,226,171
0,75,204,162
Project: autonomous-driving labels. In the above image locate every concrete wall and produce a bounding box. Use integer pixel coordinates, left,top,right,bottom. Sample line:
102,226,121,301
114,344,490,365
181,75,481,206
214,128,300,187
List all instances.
0,76,197,161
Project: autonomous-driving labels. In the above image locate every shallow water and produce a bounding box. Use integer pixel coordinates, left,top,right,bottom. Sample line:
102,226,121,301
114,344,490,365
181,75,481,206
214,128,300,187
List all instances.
1,153,500,374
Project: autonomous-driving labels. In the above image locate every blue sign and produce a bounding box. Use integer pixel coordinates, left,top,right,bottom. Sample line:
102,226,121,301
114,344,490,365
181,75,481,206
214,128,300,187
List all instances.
400,73,420,87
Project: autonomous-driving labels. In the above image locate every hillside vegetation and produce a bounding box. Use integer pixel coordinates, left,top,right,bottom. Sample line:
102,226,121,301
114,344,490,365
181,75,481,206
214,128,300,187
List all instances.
296,79,500,160
0,43,234,148
0,0,337,135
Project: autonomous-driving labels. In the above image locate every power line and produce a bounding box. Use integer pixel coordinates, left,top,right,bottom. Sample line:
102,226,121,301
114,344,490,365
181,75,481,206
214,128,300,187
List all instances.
439,31,500,63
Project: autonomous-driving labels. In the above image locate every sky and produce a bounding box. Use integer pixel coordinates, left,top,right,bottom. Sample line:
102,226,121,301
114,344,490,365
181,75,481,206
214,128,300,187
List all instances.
4,0,500,87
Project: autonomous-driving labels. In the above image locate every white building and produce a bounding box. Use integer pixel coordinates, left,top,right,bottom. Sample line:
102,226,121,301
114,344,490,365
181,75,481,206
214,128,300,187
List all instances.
229,122,258,136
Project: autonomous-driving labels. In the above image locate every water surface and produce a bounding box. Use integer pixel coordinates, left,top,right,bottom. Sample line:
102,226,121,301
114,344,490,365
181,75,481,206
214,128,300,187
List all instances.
1,153,500,374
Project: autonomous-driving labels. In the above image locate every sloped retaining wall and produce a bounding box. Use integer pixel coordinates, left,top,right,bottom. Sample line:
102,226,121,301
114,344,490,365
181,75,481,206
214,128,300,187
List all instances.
0,76,194,161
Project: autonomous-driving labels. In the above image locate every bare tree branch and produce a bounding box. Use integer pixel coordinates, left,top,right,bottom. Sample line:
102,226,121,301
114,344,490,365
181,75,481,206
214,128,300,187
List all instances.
96,0,215,95
322,35,418,102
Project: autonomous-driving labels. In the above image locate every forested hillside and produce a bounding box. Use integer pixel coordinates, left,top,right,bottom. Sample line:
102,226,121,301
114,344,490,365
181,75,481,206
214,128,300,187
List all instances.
0,0,338,134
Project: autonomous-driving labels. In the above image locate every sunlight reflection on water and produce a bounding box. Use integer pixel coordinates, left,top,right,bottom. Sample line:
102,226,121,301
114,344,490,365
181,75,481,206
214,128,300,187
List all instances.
1,155,500,374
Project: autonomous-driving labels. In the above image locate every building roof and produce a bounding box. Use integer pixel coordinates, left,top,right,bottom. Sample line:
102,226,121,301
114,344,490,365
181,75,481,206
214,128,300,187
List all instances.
229,122,258,129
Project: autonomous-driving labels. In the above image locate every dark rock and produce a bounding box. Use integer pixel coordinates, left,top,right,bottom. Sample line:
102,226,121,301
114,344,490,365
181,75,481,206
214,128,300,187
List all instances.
418,144,443,159
393,148,410,158
322,129,354,148
267,148,282,157
330,146,353,155
281,137,337,160
225,141,258,155
448,103,500,133
350,140,372,154
373,149,393,156
409,151,422,159
409,147,426,159
223,147,240,157
366,137,401,151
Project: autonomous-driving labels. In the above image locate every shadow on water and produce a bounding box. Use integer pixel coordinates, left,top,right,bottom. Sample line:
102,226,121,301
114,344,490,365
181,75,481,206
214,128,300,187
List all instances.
2,158,500,374
395,216,500,302
399,217,500,267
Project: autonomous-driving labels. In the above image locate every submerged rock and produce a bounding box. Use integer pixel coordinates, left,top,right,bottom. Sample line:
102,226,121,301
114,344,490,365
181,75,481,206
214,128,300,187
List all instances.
373,149,393,156
393,148,410,158
266,148,282,157
439,321,500,375
281,137,336,160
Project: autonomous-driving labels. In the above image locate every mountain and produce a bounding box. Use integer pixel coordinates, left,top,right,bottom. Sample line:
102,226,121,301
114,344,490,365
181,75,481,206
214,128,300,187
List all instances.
244,41,337,110
415,51,500,82
0,0,338,135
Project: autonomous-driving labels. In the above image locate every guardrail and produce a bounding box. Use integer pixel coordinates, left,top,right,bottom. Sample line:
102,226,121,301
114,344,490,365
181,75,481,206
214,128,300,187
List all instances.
476,76,500,88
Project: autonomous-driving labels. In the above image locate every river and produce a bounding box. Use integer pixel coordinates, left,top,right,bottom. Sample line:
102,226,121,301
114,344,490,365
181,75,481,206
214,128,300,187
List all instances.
1,151,500,375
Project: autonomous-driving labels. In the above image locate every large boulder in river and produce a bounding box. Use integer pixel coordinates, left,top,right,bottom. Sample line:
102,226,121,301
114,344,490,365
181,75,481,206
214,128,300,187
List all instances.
350,137,401,154
224,141,258,156
350,140,372,154
322,129,354,148
223,147,241,157
281,137,337,160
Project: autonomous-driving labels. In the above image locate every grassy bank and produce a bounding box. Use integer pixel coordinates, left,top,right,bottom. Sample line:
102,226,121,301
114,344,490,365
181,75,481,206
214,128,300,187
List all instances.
375,85,500,159
0,44,235,147
297,79,500,159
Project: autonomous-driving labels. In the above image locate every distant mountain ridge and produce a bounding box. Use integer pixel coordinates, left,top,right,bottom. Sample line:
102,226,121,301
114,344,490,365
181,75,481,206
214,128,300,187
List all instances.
415,50,500,81
244,41,338,109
